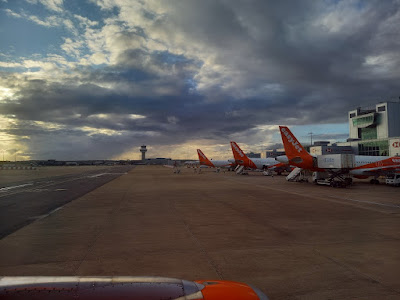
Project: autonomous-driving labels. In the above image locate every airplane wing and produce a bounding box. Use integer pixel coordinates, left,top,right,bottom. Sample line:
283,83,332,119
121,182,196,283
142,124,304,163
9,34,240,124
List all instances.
0,276,269,300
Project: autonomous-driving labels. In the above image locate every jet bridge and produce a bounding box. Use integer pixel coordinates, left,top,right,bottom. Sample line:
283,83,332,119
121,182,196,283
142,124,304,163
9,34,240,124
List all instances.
317,154,355,169
286,154,356,187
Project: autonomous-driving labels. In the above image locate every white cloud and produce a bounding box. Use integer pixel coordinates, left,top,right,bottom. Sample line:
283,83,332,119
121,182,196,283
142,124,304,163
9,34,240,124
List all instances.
0,61,23,68
61,38,84,57
89,52,108,65
74,14,99,27
33,120,65,130
4,8,23,18
4,8,68,28
167,116,179,124
80,126,123,136
129,114,146,119
88,113,146,121
312,1,369,34
25,0,64,12
363,53,400,78
0,87,15,101
63,19,77,35
28,14,59,27
0,116,30,160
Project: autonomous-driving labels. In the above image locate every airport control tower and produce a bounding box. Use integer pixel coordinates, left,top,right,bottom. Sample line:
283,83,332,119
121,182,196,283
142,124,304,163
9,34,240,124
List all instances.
140,145,147,161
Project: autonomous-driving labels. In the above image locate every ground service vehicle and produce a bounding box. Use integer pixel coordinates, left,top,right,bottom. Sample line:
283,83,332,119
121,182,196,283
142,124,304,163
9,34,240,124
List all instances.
386,173,400,186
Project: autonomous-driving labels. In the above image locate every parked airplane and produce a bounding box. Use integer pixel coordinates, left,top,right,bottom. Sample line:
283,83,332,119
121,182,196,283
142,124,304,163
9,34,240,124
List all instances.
184,160,199,168
277,126,400,184
197,149,235,169
230,141,289,174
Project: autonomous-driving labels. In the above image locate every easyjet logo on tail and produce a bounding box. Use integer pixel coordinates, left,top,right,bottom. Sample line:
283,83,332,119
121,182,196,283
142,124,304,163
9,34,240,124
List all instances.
197,149,207,160
231,142,245,157
280,127,303,153
197,149,215,167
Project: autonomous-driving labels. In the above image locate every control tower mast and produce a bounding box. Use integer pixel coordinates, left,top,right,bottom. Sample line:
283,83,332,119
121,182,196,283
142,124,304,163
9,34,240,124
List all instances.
140,145,147,161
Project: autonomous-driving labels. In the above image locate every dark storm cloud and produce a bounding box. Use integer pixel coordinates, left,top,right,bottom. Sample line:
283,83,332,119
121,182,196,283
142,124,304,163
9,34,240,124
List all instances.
1,0,400,159
184,2,397,83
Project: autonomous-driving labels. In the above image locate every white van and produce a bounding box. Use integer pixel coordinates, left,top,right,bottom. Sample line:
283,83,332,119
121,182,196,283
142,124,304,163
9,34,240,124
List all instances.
386,174,400,187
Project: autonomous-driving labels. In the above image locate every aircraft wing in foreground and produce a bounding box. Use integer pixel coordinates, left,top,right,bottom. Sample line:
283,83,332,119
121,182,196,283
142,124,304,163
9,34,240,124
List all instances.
0,276,269,299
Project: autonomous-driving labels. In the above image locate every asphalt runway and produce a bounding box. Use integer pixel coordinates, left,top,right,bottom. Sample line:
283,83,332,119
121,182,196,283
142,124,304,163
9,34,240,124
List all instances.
0,165,399,299
0,165,133,239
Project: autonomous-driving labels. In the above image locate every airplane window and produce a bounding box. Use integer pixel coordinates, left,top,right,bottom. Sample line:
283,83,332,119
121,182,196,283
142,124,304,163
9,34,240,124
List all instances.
377,106,386,112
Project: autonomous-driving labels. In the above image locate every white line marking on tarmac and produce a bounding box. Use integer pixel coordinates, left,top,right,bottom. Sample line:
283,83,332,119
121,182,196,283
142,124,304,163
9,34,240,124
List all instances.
87,173,108,178
225,177,400,213
254,183,400,212
30,189,50,192
0,170,129,198
87,172,127,178
30,207,64,221
0,183,33,192
327,195,400,209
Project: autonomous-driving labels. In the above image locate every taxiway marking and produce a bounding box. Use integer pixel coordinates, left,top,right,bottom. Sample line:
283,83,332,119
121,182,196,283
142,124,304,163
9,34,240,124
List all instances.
225,176,400,214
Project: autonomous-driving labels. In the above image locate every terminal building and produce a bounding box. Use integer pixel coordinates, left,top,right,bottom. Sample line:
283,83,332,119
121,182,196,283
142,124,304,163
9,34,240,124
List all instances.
336,101,400,157
245,152,261,158
264,101,399,157
310,141,353,156
265,149,285,158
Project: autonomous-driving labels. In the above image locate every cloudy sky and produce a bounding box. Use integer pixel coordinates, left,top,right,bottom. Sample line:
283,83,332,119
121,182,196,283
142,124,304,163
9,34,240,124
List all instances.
0,0,399,160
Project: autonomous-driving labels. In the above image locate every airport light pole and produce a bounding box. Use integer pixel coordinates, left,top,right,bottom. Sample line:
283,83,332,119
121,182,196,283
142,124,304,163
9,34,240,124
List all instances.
308,132,313,146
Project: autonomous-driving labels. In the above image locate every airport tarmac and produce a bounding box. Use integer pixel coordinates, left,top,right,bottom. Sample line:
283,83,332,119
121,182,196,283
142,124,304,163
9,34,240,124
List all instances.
0,165,126,186
0,166,399,299
0,165,134,239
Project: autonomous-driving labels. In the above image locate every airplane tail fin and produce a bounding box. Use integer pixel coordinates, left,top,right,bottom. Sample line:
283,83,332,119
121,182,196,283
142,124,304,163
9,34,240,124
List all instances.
279,126,314,167
230,141,256,168
197,149,215,167
230,141,248,164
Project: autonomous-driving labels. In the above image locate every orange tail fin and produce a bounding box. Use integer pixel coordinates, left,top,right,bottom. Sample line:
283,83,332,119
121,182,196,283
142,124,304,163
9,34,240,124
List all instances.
197,149,215,167
279,126,314,168
230,141,257,169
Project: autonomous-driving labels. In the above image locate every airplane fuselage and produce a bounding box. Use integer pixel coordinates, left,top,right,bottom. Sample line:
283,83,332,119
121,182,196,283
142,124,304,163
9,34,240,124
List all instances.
245,157,284,170
208,159,234,168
